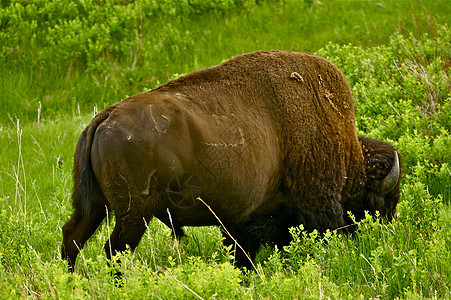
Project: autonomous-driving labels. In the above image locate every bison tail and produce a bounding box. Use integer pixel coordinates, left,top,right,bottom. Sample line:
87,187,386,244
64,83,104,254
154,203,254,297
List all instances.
72,107,114,217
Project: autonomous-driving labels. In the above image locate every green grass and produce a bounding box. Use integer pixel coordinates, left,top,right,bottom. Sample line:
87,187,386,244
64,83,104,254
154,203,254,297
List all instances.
1,0,450,298
2,0,451,124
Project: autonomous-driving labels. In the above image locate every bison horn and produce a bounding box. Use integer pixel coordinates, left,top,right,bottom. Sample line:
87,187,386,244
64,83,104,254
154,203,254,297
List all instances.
380,151,400,195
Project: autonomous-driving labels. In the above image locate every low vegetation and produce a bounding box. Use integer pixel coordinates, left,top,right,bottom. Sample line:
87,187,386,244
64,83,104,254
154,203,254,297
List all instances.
0,0,450,298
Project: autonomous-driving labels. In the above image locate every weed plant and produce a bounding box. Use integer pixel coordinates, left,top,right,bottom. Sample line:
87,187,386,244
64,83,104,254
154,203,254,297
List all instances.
0,0,450,298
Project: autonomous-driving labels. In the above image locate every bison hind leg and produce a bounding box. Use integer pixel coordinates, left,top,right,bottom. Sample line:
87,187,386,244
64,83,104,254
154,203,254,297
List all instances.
61,204,107,272
105,213,151,261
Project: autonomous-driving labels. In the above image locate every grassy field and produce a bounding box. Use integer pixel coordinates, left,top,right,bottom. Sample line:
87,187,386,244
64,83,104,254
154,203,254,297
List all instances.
1,0,450,298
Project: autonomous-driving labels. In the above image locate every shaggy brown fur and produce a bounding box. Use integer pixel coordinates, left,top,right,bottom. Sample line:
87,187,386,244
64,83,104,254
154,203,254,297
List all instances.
61,51,401,270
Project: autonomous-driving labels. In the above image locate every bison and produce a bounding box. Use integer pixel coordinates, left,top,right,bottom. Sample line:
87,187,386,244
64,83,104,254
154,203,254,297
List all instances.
61,50,401,270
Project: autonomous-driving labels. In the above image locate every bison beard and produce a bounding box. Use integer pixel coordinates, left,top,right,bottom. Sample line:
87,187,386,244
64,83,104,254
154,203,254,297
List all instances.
61,50,401,271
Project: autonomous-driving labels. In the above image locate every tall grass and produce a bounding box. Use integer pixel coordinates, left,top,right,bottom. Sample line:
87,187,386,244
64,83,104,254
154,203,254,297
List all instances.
1,0,451,124
0,0,450,298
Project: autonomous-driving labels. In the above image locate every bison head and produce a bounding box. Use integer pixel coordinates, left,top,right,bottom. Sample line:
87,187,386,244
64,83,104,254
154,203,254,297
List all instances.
346,137,401,225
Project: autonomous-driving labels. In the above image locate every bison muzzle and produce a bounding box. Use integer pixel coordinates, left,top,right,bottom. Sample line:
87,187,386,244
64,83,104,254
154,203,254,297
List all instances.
61,51,401,271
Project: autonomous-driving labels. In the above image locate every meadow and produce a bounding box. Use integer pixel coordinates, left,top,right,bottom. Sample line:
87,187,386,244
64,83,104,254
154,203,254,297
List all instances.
0,0,450,298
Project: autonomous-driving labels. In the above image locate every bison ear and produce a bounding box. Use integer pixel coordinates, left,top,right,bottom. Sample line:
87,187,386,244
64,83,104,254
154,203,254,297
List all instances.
380,151,400,195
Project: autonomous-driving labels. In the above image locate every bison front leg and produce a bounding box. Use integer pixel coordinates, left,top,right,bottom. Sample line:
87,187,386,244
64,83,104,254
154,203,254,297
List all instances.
295,191,347,234
61,206,107,272
221,226,261,270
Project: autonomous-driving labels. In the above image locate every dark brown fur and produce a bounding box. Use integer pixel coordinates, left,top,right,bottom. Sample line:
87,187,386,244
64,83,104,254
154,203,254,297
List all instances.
61,51,401,270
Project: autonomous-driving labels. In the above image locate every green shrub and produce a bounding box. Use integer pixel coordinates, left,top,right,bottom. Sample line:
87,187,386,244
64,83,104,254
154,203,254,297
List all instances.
0,0,260,68
318,25,450,199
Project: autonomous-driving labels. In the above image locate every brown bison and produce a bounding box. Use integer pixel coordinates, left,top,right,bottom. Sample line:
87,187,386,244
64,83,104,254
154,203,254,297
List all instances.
61,51,400,270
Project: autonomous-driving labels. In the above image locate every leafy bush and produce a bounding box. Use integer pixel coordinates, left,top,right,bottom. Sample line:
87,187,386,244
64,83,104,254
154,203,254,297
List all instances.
318,26,451,199
0,0,259,68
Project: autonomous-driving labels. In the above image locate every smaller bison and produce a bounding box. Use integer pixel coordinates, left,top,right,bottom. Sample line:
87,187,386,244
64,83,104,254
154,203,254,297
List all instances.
62,51,401,270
